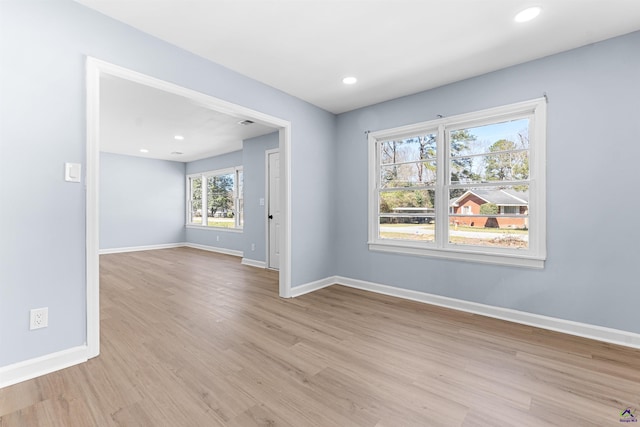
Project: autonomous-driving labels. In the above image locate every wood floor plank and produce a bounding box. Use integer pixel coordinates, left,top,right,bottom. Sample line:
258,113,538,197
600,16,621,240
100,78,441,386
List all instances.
1,247,639,426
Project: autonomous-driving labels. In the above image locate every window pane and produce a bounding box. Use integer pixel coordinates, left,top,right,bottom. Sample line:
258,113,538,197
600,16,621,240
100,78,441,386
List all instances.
381,161,436,188
451,151,529,184
448,186,529,249
190,176,202,224
379,189,435,242
451,118,529,157
237,170,244,228
237,197,244,228
450,119,529,184
207,173,235,228
381,134,436,165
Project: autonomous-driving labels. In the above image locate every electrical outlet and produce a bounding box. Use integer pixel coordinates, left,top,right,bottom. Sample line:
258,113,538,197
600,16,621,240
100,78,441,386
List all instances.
251,243,255,251
30,307,48,330
216,235,220,242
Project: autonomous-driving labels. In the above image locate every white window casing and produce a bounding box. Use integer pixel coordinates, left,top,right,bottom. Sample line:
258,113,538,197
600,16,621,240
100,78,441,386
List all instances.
186,166,244,230
368,98,546,268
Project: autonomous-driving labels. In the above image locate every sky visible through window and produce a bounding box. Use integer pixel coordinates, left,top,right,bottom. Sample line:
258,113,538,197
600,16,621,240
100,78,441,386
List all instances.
452,118,529,183
462,118,529,153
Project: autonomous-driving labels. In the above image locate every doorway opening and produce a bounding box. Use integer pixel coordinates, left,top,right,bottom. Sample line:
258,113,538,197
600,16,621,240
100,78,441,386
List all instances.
85,57,292,359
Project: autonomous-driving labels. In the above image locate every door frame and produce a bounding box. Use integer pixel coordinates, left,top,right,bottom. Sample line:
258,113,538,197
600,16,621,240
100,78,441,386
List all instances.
265,148,280,270
85,57,293,359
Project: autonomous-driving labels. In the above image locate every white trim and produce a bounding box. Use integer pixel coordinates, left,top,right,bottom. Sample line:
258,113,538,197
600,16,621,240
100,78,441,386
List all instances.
186,225,243,233
186,166,244,229
241,258,267,268
183,242,243,258
332,276,640,349
289,276,336,297
186,166,238,178
0,346,87,389
291,275,640,350
86,59,100,359
368,98,546,268
98,243,243,257
279,131,291,298
86,57,293,362
368,242,544,269
99,243,184,255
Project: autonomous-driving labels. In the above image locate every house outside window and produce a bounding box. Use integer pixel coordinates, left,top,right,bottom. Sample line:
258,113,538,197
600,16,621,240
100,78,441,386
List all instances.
187,166,243,229
368,98,546,268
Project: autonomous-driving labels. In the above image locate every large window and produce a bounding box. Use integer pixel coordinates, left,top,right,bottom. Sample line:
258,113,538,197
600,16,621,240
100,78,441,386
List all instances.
368,98,546,268
187,167,243,229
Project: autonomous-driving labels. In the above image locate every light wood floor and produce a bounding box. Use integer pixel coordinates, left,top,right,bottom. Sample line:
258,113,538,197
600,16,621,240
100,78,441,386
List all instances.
1,247,639,426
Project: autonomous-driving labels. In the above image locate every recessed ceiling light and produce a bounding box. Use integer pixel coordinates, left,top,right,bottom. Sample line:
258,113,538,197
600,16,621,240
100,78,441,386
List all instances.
515,6,541,23
342,76,358,85
174,135,184,140
139,148,149,153
238,120,254,126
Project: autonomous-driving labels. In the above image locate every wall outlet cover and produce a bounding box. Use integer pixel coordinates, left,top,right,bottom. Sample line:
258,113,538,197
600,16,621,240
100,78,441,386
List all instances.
30,307,48,330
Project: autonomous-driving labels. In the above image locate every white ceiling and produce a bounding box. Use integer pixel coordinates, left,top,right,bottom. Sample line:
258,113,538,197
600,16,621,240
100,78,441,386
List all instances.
100,75,276,162
79,0,640,114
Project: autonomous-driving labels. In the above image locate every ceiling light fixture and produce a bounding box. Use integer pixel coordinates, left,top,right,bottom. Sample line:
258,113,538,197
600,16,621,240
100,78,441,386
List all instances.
238,119,254,126
174,135,184,140
139,148,149,153
515,6,541,23
171,151,183,155
342,76,357,85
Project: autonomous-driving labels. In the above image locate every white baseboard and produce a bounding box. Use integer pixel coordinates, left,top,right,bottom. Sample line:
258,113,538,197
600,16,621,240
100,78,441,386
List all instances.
100,242,244,258
290,276,336,297
241,258,267,268
183,242,243,258
7,275,636,391
0,346,88,389
293,275,640,350
99,242,184,255
1,243,243,389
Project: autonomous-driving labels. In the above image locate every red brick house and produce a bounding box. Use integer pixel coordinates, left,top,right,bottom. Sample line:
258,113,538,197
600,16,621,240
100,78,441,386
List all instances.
449,189,528,228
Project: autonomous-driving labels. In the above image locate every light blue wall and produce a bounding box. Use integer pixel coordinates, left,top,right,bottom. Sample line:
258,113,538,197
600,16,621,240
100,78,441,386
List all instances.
2,0,637,370
0,0,335,366
186,150,243,175
100,153,185,250
102,137,278,257
183,133,278,259
334,31,640,334
242,132,280,262
184,150,244,251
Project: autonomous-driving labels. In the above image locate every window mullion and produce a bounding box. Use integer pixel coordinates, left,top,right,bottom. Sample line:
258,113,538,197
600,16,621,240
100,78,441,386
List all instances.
237,170,240,228
436,124,447,249
186,177,191,224
235,168,241,229
201,174,207,226
370,137,380,242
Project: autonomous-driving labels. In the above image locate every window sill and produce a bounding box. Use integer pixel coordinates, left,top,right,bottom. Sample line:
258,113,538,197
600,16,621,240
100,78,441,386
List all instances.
186,225,243,234
368,241,544,269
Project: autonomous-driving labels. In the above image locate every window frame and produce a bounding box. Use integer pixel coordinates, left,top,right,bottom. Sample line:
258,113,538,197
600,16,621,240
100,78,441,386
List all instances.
368,98,546,268
186,166,244,231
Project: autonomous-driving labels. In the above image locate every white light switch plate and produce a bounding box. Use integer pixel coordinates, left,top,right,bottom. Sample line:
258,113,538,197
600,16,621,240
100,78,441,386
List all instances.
65,163,81,182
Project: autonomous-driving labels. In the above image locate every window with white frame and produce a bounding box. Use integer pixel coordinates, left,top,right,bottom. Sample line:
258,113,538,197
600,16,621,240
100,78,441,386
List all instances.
187,167,243,229
368,98,546,268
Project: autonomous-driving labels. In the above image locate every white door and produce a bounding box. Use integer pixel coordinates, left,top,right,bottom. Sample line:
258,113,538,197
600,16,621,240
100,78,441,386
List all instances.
267,151,280,270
